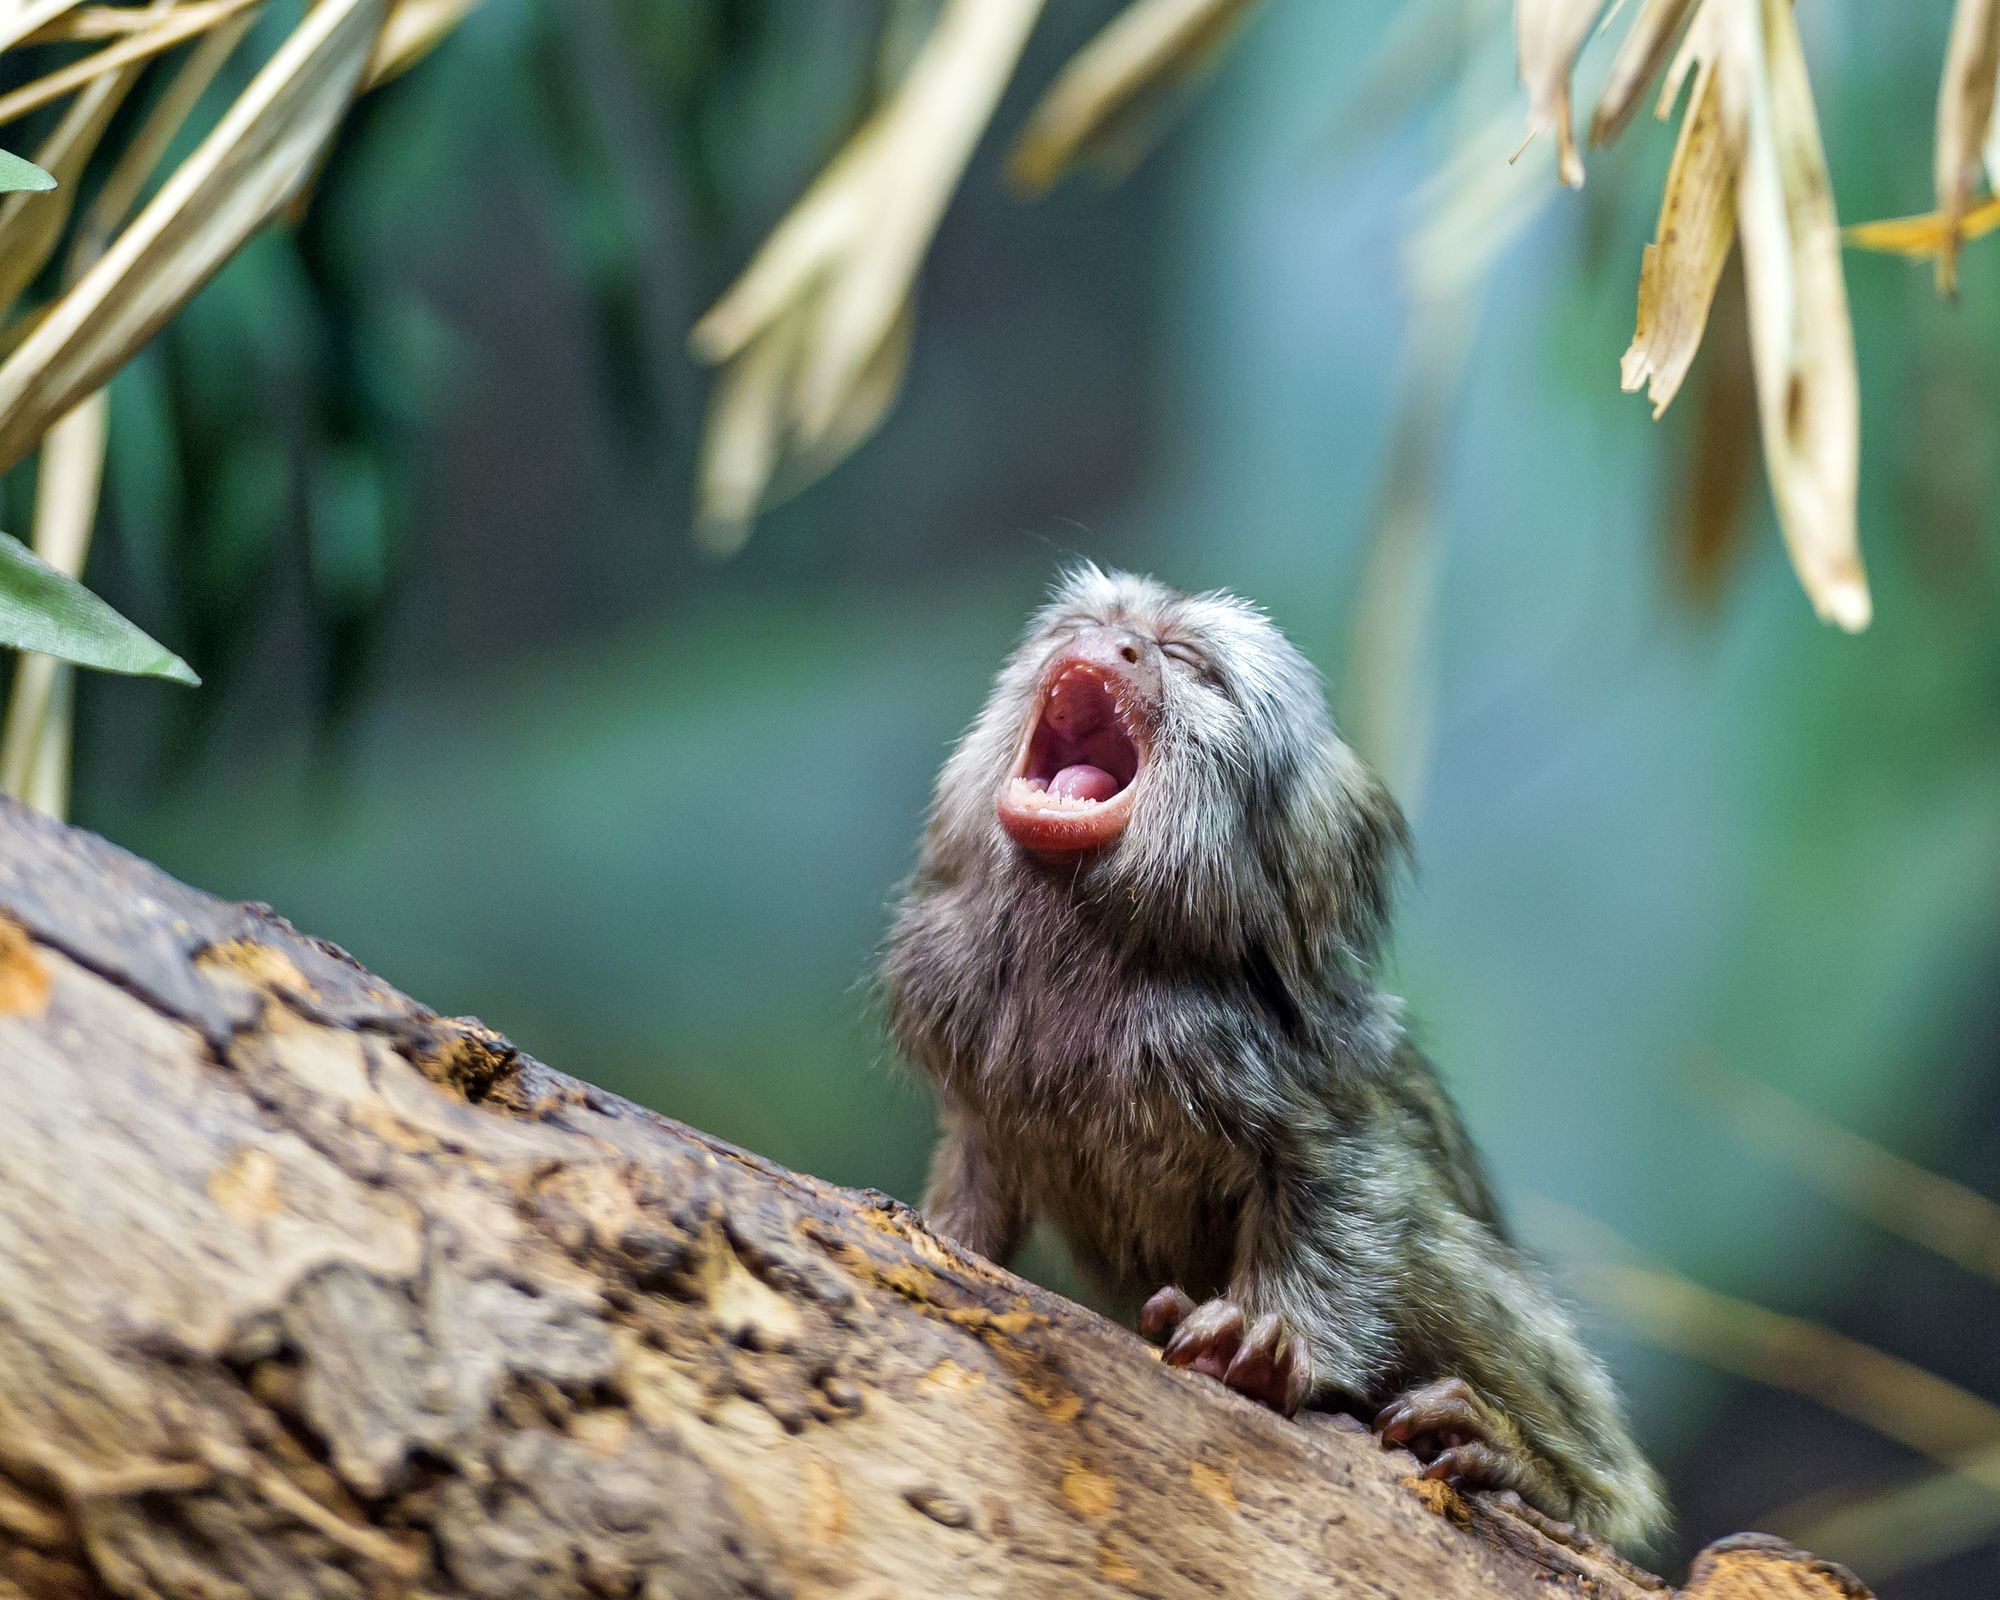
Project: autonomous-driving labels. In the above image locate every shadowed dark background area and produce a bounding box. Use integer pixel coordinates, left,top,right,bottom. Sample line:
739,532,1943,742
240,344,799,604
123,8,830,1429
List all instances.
38,3,2000,1590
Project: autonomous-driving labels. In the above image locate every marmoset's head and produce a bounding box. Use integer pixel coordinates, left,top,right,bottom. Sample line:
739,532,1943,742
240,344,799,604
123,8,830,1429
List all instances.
920,565,1406,966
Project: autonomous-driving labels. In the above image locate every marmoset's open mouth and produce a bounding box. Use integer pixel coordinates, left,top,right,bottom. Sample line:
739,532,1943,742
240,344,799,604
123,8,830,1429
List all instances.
998,659,1145,855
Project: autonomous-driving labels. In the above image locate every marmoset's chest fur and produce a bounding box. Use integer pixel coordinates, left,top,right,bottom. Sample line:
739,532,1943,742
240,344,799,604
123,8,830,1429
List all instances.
889,868,1404,1300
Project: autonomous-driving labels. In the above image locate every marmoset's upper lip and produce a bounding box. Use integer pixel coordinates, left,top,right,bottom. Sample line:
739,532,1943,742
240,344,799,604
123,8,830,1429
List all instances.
997,654,1147,855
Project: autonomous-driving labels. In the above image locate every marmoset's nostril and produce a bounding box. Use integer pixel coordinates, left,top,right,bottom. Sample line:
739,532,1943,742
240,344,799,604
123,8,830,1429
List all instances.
1119,643,1140,664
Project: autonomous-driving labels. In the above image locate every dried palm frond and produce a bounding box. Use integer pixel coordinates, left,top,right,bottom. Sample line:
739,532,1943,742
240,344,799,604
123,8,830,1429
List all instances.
1530,0,1868,629
1513,0,1607,187
1008,0,1261,194
0,0,488,814
1591,0,1698,145
689,0,1043,551
691,0,1975,635
1934,0,2000,294
1848,0,2000,287
1619,34,1732,418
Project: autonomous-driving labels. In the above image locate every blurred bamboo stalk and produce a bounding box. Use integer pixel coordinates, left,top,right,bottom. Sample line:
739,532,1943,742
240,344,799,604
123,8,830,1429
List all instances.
0,390,106,815
1529,1197,2000,1481
1340,305,1462,814
1775,1444,2000,1582
1581,1261,2000,1465
1697,1058,2000,1285
1552,0,1871,629
1537,1081,2000,1582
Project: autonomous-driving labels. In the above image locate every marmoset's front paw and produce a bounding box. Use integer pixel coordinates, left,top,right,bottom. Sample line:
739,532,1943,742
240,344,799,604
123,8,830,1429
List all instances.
1140,1287,1312,1415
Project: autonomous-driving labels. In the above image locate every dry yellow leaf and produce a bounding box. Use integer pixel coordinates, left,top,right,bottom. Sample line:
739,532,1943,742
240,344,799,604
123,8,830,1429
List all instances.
0,1,90,55
0,63,145,316
1007,0,1260,194
0,0,388,475
1846,191,2000,257
1514,0,1607,187
368,0,485,89
691,0,1043,538
1711,0,1868,630
1934,0,2000,294
694,316,801,554
0,0,262,130
20,5,190,45
70,11,258,274
1621,36,1733,417
1591,0,1698,145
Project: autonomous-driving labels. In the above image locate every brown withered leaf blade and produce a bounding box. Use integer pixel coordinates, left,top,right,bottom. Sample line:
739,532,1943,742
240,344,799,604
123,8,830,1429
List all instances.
1711,0,1869,631
1934,0,2000,294
0,0,389,476
1007,0,1260,194
1621,34,1734,418
1514,0,1608,187
1591,0,1698,145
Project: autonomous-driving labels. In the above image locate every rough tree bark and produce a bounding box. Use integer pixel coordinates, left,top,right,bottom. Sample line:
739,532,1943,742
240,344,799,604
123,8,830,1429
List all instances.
0,796,1871,1600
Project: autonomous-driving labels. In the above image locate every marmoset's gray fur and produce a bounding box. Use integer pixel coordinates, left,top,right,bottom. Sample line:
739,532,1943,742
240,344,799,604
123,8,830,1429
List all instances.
884,565,1665,1547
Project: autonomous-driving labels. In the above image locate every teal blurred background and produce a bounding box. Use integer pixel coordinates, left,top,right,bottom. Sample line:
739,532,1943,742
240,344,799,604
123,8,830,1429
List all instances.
46,3,2000,1590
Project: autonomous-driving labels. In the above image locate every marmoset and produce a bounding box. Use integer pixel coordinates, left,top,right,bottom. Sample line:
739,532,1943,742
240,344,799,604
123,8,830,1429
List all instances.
884,565,1665,1546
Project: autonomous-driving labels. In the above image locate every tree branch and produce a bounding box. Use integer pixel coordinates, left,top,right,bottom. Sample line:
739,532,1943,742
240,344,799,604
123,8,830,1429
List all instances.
0,796,1870,1599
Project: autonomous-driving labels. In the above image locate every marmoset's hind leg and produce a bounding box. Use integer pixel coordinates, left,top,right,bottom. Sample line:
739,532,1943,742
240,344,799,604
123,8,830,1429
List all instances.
1376,1210,1666,1547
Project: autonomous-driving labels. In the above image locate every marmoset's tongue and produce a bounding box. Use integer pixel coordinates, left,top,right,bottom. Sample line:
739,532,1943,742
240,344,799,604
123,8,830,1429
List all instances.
1049,764,1120,803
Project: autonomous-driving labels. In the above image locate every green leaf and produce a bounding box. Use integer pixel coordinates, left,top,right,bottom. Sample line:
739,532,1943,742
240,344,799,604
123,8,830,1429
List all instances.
0,149,55,194
0,533,197,684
